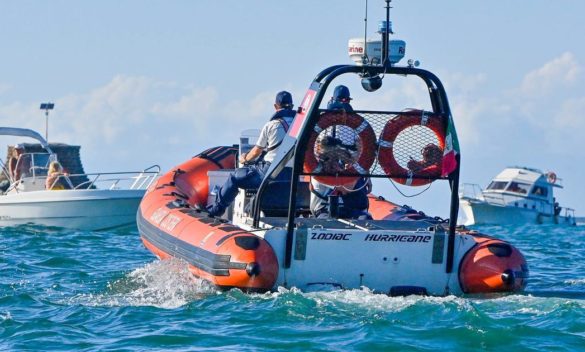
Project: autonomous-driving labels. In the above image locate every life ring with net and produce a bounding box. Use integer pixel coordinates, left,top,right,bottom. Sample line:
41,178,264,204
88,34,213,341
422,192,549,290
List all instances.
303,111,376,186
377,110,446,186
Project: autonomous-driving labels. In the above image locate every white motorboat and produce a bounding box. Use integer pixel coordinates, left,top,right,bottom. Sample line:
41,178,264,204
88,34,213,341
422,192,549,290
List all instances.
0,127,159,230
459,167,576,226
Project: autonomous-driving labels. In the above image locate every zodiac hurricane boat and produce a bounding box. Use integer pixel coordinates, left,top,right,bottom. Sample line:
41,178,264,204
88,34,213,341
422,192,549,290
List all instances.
137,3,528,296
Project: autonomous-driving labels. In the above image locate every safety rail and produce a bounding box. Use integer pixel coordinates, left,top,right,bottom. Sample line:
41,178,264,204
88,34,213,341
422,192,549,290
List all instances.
459,183,484,201
563,207,576,219
45,165,161,192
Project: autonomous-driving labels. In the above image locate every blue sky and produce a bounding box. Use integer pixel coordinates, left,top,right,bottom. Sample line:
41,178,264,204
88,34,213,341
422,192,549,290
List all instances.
1,1,583,217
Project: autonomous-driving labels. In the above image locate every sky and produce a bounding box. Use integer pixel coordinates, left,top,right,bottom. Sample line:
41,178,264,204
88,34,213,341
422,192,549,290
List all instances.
1,0,584,218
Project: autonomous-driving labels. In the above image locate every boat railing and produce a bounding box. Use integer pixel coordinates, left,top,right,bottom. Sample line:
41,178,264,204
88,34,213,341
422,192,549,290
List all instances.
69,165,161,191
25,165,161,192
459,183,485,201
563,207,576,219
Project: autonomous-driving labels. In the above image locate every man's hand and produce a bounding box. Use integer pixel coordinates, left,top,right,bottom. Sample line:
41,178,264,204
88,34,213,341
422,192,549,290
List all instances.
240,146,264,165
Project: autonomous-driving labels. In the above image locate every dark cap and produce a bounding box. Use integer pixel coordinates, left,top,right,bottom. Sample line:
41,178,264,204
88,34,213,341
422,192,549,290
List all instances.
275,91,293,107
333,85,352,101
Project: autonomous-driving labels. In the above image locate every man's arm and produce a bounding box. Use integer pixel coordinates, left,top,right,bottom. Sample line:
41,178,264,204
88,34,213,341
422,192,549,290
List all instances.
239,146,264,164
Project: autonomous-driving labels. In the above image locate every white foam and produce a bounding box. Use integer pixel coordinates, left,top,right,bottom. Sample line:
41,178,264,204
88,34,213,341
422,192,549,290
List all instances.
254,286,473,313
564,278,585,286
65,259,217,309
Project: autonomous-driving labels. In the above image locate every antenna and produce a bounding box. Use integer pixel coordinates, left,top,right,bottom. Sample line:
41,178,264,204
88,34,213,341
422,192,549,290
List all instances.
381,0,393,66
40,102,55,142
362,0,369,65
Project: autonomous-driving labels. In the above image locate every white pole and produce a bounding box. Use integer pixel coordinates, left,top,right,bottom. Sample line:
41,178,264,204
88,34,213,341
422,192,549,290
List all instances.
45,110,49,142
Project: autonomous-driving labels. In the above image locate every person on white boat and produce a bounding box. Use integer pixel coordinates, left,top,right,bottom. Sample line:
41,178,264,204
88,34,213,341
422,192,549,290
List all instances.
310,85,372,219
45,161,73,190
8,144,30,182
207,91,296,217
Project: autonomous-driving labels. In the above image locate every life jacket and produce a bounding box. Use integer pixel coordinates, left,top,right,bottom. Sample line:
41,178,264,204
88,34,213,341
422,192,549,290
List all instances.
326,99,354,112
266,108,295,152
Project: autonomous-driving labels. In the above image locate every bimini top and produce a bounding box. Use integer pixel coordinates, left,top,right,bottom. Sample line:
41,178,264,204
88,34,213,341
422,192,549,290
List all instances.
494,167,545,184
0,127,53,154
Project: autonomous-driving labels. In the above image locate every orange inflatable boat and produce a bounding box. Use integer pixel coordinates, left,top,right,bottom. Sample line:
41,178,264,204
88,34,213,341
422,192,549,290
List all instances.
138,146,527,295
137,8,528,295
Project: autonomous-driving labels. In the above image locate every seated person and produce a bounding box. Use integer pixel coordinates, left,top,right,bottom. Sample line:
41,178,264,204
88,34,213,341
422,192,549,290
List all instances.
310,85,371,219
207,91,296,217
310,177,372,219
45,161,72,190
407,143,442,173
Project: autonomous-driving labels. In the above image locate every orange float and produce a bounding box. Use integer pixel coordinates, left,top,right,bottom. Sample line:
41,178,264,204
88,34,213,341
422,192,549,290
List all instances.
303,111,376,186
458,238,528,293
137,146,279,292
378,110,445,186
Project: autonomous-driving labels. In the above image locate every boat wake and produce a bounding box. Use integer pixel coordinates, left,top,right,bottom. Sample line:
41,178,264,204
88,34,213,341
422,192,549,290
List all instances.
65,259,218,309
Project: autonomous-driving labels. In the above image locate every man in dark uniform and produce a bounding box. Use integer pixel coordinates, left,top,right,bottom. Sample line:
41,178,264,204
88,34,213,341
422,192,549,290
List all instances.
311,85,372,219
327,85,354,112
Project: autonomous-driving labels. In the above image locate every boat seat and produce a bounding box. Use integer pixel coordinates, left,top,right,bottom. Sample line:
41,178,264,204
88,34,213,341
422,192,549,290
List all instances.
246,168,311,217
258,180,311,217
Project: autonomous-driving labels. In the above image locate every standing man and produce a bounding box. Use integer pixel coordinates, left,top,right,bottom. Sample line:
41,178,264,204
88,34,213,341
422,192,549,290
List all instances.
8,144,30,182
207,91,296,217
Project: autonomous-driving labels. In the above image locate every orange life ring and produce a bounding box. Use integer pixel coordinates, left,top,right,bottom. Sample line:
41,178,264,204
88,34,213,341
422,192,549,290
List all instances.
378,110,445,186
304,111,376,186
547,172,557,184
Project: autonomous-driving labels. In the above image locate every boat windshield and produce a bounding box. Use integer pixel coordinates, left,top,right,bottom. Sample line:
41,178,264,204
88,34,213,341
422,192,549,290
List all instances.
16,153,55,178
505,181,531,195
486,181,507,191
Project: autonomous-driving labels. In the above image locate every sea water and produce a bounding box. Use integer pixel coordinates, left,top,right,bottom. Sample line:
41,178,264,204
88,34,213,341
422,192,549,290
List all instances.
1,224,584,351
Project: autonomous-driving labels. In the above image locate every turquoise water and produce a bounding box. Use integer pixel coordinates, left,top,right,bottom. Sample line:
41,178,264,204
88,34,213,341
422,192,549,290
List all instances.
1,224,584,351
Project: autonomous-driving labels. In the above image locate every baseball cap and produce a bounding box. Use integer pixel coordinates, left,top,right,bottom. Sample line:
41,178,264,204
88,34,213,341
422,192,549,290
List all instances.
333,85,352,101
275,91,293,107
14,144,24,150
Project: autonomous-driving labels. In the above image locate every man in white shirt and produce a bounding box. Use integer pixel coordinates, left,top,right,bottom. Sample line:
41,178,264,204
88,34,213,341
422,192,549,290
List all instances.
207,91,296,217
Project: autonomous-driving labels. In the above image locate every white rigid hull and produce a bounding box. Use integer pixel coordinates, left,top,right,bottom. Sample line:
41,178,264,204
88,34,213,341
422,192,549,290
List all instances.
460,198,574,226
0,189,145,230
257,225,478,296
